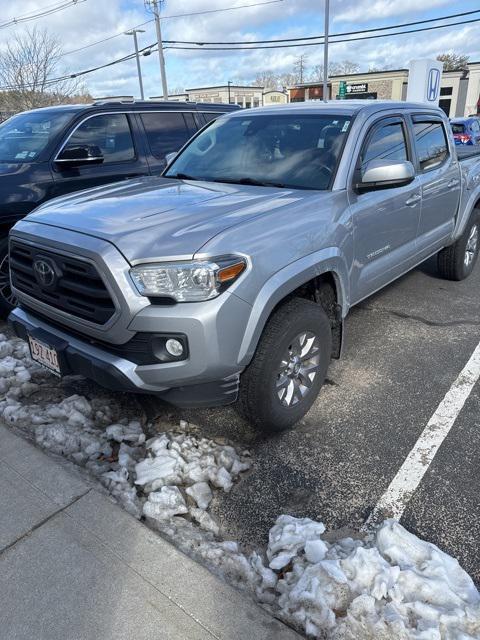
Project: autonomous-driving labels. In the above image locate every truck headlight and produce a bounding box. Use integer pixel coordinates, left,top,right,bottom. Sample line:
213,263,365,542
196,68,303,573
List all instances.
130,256,246,302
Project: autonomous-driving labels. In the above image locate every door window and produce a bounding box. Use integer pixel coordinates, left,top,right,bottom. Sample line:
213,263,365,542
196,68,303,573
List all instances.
360,121,408,174
141,112,190,160
62,114,134,163
413,121,448,171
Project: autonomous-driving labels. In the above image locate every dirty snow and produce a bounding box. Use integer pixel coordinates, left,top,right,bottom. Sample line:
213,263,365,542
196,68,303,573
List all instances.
0,332,479,639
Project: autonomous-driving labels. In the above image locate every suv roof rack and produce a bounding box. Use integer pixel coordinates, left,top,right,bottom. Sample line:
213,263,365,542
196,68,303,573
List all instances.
93,96,135,105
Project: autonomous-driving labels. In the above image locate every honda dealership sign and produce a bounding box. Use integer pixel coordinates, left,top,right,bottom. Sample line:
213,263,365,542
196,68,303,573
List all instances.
406,59,443,105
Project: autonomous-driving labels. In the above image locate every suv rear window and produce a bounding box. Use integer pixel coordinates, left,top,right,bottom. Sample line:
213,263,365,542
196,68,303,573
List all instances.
413,121,448,171
451,123,466,134
141,112,192,162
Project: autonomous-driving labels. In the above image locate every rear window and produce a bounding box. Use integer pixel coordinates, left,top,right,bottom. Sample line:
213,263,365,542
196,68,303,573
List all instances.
141,112,191,162
451,123,466,134
413,121,448,171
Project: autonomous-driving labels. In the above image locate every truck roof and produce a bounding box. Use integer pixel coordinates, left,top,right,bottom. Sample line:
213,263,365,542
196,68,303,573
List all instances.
232,100,445,117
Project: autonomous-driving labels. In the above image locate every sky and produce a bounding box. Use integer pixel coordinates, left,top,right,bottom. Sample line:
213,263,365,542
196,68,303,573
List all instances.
1,0,480,98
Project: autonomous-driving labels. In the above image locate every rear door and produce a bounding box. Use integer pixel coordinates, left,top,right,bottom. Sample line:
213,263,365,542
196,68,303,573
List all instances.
410,114,460,255
470,118,480,145
51,112,149,197
139,111,197,173
350,115,422,303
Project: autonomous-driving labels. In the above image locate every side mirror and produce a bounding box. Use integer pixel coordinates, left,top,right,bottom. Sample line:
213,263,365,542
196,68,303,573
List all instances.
55,145,104,167
356,160,415,192
165,151,178,166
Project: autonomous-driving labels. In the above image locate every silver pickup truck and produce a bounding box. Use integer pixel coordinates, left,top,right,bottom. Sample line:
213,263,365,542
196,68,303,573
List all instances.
8,101,480,431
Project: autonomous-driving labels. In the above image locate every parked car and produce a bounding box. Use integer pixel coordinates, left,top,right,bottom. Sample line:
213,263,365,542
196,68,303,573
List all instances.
450,116,480,146
0,98,239,315
9,101,480,431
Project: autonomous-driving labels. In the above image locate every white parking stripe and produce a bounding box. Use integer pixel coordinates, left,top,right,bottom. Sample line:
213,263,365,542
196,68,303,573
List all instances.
362,340,480,532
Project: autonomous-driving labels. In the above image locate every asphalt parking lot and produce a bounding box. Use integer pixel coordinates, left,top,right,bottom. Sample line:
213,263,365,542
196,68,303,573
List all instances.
153,255,480,582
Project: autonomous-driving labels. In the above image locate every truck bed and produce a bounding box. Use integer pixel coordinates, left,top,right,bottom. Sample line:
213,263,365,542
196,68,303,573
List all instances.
457,146,480,161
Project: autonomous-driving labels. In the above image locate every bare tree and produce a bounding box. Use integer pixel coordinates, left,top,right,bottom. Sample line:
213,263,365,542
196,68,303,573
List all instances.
254,71,280,91
293,54,308,83
0,27,82,113
309,60,360,81
437,53,469,71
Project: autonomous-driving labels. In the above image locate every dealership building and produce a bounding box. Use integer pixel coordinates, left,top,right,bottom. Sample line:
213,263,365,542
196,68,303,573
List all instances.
288,62,480,117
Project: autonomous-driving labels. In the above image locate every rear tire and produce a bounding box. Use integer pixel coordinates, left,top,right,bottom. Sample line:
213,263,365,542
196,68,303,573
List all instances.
0,236,15,319
437,214,479,281
237,298,332,433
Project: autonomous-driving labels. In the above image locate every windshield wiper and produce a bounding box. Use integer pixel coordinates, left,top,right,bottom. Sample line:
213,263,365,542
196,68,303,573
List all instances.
166,172,200,181
213,177,287,188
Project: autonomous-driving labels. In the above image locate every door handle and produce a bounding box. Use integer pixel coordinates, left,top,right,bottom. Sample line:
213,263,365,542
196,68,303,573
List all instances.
405,193,421,207
447,179,459,189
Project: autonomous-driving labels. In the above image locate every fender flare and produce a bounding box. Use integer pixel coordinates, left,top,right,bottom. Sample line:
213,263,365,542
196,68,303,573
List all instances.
236,248,349,366
454,183,480,240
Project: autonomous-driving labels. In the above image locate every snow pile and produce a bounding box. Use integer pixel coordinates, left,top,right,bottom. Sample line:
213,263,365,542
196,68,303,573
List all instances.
0,333,479,639
264,515,480,639
137,431,250,533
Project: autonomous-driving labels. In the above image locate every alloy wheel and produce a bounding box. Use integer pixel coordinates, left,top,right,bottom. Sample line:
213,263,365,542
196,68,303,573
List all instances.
276,331,321,407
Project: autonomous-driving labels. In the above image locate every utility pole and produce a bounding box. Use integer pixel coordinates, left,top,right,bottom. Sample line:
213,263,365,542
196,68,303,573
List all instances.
145,0,168,100
227,80,232,104
323,0,330,102
125,29,145,100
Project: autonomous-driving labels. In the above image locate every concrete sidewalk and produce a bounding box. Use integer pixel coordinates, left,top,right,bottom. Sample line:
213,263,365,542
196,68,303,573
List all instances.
0,425,300,640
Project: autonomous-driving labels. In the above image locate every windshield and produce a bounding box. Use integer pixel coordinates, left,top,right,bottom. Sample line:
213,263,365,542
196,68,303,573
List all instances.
451,123,466,134
165,113,352,190
0,110,72,163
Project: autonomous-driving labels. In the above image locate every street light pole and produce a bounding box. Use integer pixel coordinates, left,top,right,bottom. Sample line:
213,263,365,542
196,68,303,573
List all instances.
145,0,168,100
323,0,330,103
227,80,232,104
125,29,145,100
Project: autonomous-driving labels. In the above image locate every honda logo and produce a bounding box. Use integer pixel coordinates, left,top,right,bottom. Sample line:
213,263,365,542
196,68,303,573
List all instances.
427,68,440,102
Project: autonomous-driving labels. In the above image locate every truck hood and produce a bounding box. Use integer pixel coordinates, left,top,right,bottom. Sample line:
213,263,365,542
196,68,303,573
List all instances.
26,176,311,263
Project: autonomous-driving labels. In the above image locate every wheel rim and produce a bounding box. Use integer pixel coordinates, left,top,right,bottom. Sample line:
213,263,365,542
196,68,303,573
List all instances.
276,331,321,407
464,224,479,269
0,252,16,307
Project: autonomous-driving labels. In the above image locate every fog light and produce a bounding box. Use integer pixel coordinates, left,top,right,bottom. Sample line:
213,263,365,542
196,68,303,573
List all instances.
165,338,184,357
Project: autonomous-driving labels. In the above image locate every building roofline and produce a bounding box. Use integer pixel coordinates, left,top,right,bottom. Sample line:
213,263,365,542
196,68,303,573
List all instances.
186,85,264,91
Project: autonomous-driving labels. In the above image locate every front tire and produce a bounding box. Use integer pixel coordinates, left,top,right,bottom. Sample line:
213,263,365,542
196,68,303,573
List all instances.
0,237,15,319
237,298,332,432
437,215,479,281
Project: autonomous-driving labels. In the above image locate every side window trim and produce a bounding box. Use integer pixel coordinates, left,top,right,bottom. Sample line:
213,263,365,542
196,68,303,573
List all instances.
411,115,450,173
54,112,137,165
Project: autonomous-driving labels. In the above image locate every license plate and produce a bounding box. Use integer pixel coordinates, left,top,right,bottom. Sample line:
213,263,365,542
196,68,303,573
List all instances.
28,335,61,376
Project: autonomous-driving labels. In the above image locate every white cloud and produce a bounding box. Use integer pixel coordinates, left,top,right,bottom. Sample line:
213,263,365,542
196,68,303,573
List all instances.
334,0,451,23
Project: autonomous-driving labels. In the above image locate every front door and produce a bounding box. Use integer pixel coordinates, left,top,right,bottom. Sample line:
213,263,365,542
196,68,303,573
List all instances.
51,113,149,197
349,116,421,303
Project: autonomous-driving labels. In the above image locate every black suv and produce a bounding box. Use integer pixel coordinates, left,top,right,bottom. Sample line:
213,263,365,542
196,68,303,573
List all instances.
0,99,239,315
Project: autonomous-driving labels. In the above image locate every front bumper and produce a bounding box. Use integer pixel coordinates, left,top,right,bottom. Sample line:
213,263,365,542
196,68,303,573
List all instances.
9,305,248,408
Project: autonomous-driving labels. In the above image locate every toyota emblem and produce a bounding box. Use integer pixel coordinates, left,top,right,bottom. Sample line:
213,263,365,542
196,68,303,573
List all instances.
33,258,56,288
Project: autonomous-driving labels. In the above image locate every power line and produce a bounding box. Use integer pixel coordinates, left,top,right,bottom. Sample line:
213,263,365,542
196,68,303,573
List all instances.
59,0,284,59
165,16,480,50
1,13,478,91
163,8,480,45
0,0,86,30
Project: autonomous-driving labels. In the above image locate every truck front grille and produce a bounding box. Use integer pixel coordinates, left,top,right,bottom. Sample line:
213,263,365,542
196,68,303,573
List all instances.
10,241,116,325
